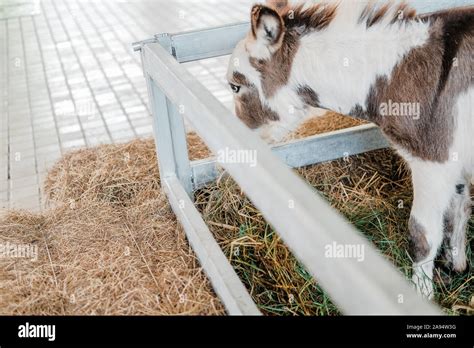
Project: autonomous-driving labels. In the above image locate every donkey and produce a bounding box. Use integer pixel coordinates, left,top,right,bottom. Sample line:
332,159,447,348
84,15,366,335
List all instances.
226,0,473,299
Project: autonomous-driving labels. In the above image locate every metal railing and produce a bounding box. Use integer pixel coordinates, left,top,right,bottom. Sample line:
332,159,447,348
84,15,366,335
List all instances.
134,0,473,315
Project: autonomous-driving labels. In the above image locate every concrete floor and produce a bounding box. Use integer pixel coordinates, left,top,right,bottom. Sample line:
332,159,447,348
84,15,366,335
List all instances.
0,0,254,211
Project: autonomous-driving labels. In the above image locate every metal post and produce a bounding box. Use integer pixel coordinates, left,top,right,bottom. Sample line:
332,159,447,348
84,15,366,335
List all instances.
146,76,193,199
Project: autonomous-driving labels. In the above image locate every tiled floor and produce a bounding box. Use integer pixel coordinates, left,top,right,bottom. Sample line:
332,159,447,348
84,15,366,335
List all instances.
0,0,254,211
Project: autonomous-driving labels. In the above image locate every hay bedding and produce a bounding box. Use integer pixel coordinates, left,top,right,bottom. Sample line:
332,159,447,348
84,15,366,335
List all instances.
0,140,222,315
0,112,472,315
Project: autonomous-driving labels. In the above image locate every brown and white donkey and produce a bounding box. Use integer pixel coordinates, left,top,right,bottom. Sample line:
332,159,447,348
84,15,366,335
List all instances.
226,0,473,299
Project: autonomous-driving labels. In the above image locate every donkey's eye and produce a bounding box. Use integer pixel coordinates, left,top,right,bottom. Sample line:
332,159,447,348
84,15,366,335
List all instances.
230,83,241,94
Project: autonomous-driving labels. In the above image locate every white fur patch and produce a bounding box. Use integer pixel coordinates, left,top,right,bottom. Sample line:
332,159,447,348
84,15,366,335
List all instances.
289,2,430,115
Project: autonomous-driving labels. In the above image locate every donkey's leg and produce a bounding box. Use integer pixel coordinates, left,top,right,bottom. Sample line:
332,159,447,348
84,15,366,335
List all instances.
443,174,471,273
408,161,455,299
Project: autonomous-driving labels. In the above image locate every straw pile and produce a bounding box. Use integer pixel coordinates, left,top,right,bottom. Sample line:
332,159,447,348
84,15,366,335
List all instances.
0,139,222,315
0,111,472,315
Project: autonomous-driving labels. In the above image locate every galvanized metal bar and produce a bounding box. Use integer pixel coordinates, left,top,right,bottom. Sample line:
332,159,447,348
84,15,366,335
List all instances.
146,76,177,179
162,175,261,315
166,98,194,197
191,124,389,190
132,37,158,52
142,33,194,197
162,23,249,63
146,77,193,198
142,42,441,315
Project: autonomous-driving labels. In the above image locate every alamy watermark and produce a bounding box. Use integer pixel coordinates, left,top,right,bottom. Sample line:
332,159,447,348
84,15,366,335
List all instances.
217,147,257,168
56,100,96,119
379,99,420,120
0,242,38,262
18,322,55,341
325,242,365,262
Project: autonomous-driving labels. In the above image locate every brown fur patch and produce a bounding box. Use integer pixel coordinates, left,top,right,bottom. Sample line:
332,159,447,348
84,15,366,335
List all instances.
283,3,338,34
232,71,251,87
250,5,262,39
351,7,474,162
393,3,417,24
431,7,474,97
443,206,455,239
442,198,456,267
348,104,367,120
235,86,280,129
362,3,390,27
249,31,299,98
296,85,319,108
408,217,430,262
266,0,290,15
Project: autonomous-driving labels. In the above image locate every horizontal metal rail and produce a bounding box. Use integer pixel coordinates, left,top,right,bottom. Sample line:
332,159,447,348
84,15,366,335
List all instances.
142,42,440,315
191,123,389,190
160,23,250,63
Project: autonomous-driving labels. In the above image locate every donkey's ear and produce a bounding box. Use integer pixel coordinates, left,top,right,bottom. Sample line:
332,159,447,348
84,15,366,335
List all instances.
251,5,285,47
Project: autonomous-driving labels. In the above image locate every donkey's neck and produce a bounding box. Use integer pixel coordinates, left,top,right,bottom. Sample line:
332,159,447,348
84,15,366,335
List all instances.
289,7,431,121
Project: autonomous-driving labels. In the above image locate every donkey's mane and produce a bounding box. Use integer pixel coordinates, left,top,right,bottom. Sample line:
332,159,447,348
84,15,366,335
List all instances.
281,1,418,35
359,2,417,27
282,3,338,33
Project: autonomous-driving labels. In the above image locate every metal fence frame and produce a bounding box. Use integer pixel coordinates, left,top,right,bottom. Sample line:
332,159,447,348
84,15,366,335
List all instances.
134,1,472,316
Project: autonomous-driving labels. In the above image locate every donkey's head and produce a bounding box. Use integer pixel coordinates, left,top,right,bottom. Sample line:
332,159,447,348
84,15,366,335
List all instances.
227,3,294,142
226,0,331,142
227,0,420,141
